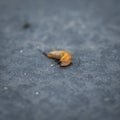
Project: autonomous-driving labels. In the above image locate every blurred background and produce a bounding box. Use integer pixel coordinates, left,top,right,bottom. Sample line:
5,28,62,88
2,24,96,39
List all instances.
0,0,120,120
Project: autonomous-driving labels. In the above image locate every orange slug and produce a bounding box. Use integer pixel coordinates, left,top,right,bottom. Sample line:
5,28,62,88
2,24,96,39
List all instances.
45,50,72,67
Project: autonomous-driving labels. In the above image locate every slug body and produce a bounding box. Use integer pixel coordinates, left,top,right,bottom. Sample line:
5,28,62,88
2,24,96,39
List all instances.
47,50,72,67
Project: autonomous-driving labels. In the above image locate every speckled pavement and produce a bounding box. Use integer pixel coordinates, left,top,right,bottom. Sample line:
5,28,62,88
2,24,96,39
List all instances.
0,0,120,120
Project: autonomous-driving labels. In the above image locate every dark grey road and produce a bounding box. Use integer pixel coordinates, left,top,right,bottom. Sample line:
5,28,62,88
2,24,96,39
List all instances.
0,0,120,120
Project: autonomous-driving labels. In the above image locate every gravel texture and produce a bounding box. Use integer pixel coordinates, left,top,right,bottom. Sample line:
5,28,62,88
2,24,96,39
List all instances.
0,0,120,120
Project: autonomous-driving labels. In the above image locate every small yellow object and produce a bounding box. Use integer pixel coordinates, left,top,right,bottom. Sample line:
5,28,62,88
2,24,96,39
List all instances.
46,50,72,67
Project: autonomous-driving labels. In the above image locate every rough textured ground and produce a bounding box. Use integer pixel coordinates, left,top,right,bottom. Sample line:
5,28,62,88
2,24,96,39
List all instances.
0,0,120,120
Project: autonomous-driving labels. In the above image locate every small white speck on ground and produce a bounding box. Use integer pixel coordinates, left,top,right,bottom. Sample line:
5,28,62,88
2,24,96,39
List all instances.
50,64,54,67
3,86,8,90
20,50,23,53
35,91,39,95
24,73,27,76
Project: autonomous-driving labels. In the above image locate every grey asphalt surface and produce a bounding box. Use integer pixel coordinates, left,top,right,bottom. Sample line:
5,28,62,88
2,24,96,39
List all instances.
0,0,120,120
